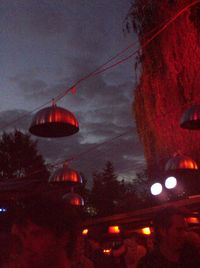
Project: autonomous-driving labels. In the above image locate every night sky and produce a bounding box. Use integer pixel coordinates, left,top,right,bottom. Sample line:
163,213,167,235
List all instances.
0,0,146,186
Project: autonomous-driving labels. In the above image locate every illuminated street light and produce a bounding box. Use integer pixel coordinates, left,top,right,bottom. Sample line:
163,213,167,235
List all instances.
150,183,162,195
165,176,177,189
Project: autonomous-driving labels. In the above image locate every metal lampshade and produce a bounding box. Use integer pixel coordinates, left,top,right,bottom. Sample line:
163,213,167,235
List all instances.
165,154,198,171
49,165,82,186
180,104,200,130
29,104,79,137
63,192,84,206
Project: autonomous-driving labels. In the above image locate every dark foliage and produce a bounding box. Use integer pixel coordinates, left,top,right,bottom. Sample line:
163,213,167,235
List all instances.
87,162,153,217
89,161,123,216
0,130,49,181
190,3,200,32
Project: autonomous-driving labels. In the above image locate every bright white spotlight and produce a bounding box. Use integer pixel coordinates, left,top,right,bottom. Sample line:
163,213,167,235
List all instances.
150,183,163,196
165,176,177,189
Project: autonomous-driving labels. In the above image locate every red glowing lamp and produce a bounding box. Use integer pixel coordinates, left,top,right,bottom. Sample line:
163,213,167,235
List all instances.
49,164,82,186
108,225,120,234
29,103,79,138
180,104,200,130
165,154,198,171
63,192,84,206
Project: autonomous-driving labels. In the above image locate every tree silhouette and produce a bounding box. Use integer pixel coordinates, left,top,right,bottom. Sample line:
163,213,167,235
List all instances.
88,164,157,217
90,161,126,216
0,130,49,181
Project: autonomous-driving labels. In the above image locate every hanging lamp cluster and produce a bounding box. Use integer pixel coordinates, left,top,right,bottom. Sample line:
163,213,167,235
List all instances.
27,58,199,204
164,105,200,176
49,162,84,207
28,97,84,206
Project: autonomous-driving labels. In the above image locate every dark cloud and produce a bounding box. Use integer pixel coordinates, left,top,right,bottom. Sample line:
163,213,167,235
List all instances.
10,76,48,99
10,65,134,126
0,109,33,133
0,0,67,35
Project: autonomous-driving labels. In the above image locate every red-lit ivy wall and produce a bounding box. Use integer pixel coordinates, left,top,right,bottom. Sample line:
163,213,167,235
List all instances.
131,0,200,179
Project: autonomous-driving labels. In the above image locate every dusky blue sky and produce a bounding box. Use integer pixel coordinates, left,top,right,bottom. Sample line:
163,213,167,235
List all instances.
0,0,146,186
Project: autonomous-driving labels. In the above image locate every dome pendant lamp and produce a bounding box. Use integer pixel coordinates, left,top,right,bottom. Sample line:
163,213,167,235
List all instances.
63,188,84,206
49,162,83,186
180,104,200,130
165,153,198,171
29,100,79,138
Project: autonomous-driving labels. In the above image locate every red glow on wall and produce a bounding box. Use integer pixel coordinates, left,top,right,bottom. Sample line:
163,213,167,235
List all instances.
132,1,200,180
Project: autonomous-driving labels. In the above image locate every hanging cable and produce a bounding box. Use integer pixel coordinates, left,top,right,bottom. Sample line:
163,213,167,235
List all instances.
54,0,200,101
